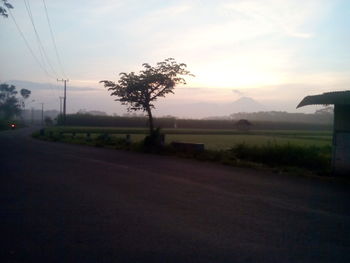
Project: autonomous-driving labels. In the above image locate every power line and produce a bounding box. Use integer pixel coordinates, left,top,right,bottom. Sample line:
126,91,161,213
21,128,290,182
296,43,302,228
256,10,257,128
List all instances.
46,76,60,99
9,5,58,99
8,3,63,113
23,0,58,77
8,9,53,78
42,0,67,79
26,0,65,101
23,0,47,73
23,0,57,77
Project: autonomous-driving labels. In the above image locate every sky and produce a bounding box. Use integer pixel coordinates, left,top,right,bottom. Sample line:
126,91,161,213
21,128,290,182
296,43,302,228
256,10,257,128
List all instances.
1,0,349,118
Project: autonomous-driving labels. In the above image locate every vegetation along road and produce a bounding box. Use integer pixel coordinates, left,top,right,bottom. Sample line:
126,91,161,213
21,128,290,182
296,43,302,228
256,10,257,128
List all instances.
1,127,349,262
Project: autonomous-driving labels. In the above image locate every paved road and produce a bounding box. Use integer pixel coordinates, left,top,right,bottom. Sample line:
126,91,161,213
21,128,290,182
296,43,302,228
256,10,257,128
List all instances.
0,128,349,262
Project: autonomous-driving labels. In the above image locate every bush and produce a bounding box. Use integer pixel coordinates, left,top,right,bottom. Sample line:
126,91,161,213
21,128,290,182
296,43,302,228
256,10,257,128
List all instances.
230,143,331,174
32,128,332,176
143,128,165,152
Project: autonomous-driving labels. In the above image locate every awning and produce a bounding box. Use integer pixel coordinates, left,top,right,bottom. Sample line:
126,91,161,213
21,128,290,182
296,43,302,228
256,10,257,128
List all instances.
297,91,350,108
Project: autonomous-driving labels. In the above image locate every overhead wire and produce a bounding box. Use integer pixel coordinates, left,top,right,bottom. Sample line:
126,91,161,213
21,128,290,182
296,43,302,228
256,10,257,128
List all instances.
22,0,47,74
41,0,68,104
22,0,63,102
42,0,67,79
8,8,54,79
23,0,58,78
8,1,68,112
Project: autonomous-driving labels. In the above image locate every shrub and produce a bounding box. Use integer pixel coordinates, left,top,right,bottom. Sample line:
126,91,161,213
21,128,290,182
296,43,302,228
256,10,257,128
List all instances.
230,143,331,173
143,128,165,152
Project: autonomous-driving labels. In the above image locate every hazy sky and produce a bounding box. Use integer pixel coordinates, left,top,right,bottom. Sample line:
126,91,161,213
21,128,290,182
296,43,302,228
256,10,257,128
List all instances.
1,0,349,117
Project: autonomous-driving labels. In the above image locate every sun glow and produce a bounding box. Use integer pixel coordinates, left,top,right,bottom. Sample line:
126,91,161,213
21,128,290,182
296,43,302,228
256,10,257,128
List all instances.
196,68,280,89
191,57,285,89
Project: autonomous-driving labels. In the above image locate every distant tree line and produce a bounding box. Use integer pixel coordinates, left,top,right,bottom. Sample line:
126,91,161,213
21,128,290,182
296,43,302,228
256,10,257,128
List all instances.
0,83,31,129
229,110,333,125
77,109,108,116
0,83,31,120
60,114,332,131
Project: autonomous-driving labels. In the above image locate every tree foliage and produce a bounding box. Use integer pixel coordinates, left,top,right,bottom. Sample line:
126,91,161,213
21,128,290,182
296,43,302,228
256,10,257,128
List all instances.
235,119,252,132
20,88,31,99
315,106,333,115
100,58,193,133
0,0,13,18
0,83,31,120
45,116,53,126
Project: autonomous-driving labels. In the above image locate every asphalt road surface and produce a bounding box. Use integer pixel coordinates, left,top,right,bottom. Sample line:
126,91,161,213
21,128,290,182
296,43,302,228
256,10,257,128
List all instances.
0,128,349,262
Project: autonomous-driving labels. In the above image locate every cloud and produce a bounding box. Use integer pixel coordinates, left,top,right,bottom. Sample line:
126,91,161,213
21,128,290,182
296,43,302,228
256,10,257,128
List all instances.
77,0,126,19
138,0,327,56
124,3,192,36
121,0,329,90
232,89,244,96
7,80,101,92
1,0,340,116
221,0,326,39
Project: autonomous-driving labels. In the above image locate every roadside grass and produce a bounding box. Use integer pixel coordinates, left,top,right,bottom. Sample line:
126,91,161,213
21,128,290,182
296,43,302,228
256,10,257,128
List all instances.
0,120,8,131
231,143,331,175
164,134,330,150
33,127,332,176
43,126,332,149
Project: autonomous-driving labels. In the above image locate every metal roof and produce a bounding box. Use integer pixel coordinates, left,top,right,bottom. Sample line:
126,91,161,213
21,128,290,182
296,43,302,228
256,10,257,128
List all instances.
297,90,350,108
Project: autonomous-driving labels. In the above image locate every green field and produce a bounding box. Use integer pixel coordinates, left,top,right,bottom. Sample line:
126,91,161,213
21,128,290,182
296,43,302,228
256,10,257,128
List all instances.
36,126,333,174
45,126,332,150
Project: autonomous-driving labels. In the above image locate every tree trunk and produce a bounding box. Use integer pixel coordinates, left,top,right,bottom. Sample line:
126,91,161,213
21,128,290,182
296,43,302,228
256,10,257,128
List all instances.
146,106,154,134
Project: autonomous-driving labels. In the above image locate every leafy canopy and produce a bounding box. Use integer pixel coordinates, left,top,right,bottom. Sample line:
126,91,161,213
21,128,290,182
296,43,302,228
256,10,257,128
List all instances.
0,83,31,119
100,58,193,112
0,0,13,18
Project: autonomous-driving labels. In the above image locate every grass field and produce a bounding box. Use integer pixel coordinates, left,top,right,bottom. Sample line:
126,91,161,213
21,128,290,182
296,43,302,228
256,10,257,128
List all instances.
36,126,333,175
45,126,332,150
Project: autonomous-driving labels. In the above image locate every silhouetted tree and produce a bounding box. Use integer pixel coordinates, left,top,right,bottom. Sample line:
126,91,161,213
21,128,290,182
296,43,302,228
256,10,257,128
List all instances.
0,0,13,18
19,88,31,109
45,116,53,126
101,58,193,134
0,83,31,120
315,106,333,115
235,119,252,132
20,88,31,99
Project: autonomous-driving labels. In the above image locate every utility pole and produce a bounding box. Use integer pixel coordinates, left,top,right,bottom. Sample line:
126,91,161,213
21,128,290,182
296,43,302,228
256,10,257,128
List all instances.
57,79,69,125
27,99,35,125
40,103,44,126
59,96,64,115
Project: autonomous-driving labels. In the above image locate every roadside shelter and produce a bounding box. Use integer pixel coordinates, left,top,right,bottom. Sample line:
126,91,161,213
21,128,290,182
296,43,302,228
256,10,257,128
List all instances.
297,91,350,176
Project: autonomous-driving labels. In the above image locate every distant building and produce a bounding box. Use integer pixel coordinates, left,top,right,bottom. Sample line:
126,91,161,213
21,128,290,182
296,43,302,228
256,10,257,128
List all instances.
297,91,350,176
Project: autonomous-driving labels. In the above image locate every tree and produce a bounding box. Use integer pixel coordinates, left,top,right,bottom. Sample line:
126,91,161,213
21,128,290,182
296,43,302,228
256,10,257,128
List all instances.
45,116,53,126
100,58,193,134
20,88,31,99
0,0,13,18
19,88,31,109
0,83,31,120
235,119,252,132
315,106,333,115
